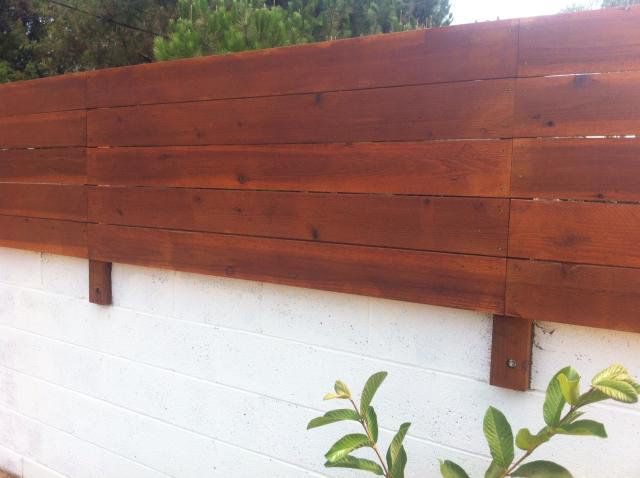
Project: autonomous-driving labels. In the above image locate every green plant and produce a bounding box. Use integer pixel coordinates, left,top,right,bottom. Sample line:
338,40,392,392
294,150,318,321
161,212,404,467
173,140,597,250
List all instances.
308,365,640,478
307,371,411,477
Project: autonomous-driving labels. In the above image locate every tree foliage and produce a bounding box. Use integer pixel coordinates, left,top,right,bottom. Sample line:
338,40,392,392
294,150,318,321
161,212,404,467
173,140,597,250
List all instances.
563,0,640,12
0,0,46,81
154,0,452,60
39,0,177,74
1,0,451,81
1,0,177,82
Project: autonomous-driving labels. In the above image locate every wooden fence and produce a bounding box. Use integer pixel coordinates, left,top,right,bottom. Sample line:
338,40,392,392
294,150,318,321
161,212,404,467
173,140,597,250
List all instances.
1,6,640,389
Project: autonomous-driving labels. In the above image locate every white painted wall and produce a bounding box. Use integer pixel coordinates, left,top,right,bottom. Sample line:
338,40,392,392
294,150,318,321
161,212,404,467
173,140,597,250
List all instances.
0,246,639,478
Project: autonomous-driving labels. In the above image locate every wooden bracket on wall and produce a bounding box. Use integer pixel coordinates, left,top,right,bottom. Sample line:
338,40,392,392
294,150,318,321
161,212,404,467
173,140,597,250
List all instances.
490,315,534,391
89,260,112,305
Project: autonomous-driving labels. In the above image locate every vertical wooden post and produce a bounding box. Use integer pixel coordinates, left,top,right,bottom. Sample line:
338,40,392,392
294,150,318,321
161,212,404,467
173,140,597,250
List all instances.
490,315,533,391
89,260,112,305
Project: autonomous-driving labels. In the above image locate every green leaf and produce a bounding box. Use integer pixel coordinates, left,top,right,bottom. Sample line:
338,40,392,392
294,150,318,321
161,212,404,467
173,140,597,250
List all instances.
440,460,471,478
364,406,379,443
592,379,638,403
515,428,549,451
483,406,514,468
511,460,573,477
484,461,506,478
324,455,384,475
390,446,407,478
325,434,371,463
557,370,580,406
557,419,607,438
307,409,361,429
543,368,569,427
590,364,640,402
334,380,352,399
360,372,388,415
386,422,411,471
592,364,630,385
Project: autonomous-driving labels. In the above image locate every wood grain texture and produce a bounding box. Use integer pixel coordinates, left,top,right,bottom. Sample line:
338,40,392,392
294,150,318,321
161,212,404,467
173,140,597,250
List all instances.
515,72,640,138
87,79,515,147
507,259,640,333
519,6,640,77
0,184,87,221
89,188,509,256
88,140,511,196
0,148,86,185
0,215,87,257
0,73,85,117
89,224,506,313
0,110,86,148
512,138,640,201
509,199,640,268
89,260,112,305
490,315,533,391
87,20,517,108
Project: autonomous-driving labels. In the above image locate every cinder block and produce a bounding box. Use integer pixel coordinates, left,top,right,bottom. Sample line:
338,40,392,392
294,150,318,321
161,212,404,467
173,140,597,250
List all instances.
40,254,87,300
0,406,162,478
0,444,21,478
172,270,264,332
112,264,174,315
23,459,66,478
0,248,41,289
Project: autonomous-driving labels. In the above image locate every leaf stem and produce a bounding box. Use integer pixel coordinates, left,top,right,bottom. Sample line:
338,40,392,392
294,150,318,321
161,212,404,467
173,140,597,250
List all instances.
349,398,390,477
503,450,532,477
502,388,596,477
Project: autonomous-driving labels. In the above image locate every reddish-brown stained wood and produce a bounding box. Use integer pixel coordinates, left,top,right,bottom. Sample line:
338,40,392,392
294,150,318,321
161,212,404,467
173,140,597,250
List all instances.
0,215,87,257
87,21,517,108
0,184,87,221
89,188,509,256
512,138,640,201
0,148,86,185
515,72,640,138
0,110,86,148
88,79,514,147
89,224,506,313
88,140,511,197
0,73,85,117
89,260,112,305
509,199,640,268
518,7,640,77
506,259,640,333
490,315,533,391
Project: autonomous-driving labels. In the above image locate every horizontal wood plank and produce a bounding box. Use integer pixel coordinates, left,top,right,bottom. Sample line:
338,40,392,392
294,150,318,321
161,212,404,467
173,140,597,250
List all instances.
87,79,514,146
515,71,640,138
0,148,86,185
88,224,506,313
0,111,86,148
0,215,87,257
509,199,640,268
87,140,511,196
87,21,517,108
506,259,640,333
0,184,86,221
89,188,508,256
512,138,640,201
518,7,640,77
0,73,85,117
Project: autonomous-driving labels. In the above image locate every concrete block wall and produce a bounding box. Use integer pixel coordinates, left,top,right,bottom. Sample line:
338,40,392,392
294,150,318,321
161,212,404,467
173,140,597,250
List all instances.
0,246,639,478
